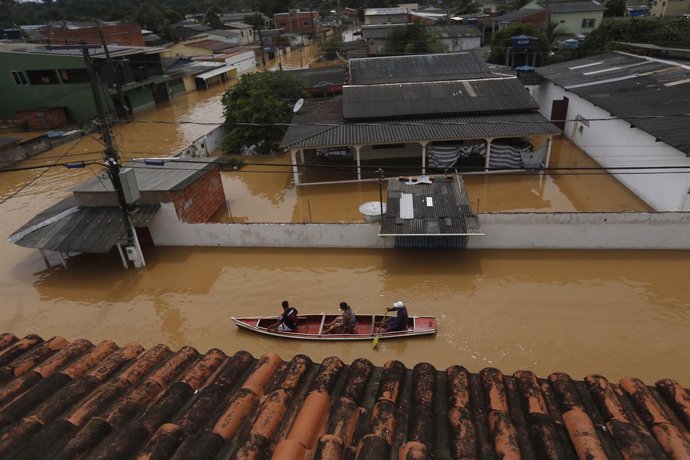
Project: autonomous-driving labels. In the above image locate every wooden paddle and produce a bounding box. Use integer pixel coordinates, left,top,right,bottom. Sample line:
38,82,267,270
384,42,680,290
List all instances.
372,309,388,349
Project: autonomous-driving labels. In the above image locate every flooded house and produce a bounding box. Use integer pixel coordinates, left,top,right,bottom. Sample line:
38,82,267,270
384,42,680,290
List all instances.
280,52,561,186
0,43,184,123
530,50,690,211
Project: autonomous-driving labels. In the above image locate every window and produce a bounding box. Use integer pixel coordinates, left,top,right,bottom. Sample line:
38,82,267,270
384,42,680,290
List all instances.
11,71,28,86
581,18,596,28
25,69,60,85
58,68,88,84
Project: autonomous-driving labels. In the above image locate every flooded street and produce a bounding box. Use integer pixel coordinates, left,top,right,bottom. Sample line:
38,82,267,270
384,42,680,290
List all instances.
1,53,689,385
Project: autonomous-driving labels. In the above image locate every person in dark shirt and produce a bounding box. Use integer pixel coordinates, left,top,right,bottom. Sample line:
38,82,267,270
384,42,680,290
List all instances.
269,300,299,331
384,300,409,332
324,302,358,334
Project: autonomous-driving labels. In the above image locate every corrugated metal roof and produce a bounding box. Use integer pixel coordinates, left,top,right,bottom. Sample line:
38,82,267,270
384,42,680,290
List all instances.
537,52,690,155
380,176,481,236
349,53,494,85
364,6,408,15
281,106,561,149
343,78,539,119
537,0,606,12
4,331,687,458
284,66,346,89
10,196,159,253
361,23,409,40
427,24,483,38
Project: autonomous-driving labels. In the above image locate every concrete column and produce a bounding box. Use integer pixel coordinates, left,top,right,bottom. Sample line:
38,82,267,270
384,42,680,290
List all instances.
420,141,428,175
544,136,553,168
291,149,300,185
484,138,494,171
355,145,362,180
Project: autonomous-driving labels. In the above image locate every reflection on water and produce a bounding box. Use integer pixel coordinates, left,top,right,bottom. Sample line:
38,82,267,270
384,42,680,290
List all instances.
0,55,686,386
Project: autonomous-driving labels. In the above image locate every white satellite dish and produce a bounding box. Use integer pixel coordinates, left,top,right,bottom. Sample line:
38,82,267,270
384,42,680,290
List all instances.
293,98,304,113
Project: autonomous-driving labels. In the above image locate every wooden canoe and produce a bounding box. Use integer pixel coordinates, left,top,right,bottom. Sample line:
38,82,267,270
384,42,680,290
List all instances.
231,313,437,341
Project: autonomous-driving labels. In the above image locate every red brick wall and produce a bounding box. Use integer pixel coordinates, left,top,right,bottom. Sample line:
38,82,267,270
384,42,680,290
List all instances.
171,169,226,223
46,23,145,47
16,108,68,130
273,11,320,34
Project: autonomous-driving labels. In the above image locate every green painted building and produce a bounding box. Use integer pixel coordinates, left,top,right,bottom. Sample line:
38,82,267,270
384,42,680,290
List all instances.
0,44,174,124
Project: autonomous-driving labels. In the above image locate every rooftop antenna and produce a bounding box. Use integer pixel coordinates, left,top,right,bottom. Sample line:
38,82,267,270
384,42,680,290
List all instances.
292,98,304,113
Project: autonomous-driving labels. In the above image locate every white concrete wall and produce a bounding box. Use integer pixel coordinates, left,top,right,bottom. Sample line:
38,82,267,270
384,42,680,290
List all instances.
176,124,227,157
148,203,690,249
470,212,690,249
149,203,393,248
531,82,690,211
225,50,257,74
441,36,481,51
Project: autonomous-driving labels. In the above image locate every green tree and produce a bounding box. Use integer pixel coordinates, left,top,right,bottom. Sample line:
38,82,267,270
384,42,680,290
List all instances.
383,23,447,55
580,17,690,55
320,34,343,60
204,8,222,29
222,72,305,154
455,0,481,14
604,0,626,16
488,23,549,66
244,13,267,29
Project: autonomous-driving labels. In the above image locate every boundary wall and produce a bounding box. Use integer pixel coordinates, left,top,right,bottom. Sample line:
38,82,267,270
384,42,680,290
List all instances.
149,205,690,249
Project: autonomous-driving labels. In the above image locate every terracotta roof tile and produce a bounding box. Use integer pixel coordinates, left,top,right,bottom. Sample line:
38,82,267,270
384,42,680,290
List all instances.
0,332,688,459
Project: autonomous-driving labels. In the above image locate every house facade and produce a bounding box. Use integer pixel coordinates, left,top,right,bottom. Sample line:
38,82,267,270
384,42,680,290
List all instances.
273,10,321,35
0,43,174,122
530,52,690,211
521,0,605,35
280,53,560,185
364,7,409,25
650,0,690,16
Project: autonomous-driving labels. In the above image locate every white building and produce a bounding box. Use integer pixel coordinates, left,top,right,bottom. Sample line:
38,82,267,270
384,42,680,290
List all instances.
530,51,690,211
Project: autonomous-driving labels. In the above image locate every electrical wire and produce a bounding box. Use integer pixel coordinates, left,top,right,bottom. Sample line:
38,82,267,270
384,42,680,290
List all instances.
0,136,93,205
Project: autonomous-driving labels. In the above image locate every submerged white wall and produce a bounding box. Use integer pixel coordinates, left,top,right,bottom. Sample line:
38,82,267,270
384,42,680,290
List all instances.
530,82,690,211
148,204,690,249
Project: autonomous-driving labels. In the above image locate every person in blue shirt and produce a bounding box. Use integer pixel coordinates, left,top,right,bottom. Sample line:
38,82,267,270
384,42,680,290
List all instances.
383,300,409,332
269,300,299,332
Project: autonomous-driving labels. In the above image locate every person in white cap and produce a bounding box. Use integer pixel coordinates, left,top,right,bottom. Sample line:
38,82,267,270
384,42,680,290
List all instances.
383,300,409,332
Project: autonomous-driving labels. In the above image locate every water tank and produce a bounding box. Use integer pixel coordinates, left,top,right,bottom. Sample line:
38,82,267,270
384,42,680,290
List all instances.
511,34,531,50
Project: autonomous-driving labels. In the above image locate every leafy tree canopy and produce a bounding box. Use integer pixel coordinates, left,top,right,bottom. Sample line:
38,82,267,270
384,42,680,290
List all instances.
579,17,690,55
383,23,447,55
488,23,549,66
204,8,222,28
320,34,343,60
222,71,305,154
603,0,626,17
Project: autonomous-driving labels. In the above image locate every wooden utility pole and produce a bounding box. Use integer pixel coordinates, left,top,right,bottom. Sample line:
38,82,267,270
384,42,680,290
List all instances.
81,43,144,268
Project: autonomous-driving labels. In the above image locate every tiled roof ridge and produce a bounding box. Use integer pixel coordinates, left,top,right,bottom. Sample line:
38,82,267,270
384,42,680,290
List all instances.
0,332,688,459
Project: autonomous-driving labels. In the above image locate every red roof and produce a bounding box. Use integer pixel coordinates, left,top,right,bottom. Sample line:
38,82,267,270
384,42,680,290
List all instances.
0,332,688,458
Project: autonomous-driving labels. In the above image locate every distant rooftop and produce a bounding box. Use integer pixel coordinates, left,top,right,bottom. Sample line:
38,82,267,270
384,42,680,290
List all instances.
0,43,165,58
0,332,688,459
348,53,496,85
364,6,408,15
535,0,606,12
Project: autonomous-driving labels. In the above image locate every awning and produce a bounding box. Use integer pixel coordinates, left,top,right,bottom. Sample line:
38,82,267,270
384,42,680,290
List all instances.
195,65,236,80
10,196,160,253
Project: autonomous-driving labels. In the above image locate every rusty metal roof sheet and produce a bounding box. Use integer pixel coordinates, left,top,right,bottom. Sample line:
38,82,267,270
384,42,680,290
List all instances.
9,196,159,253
380,176,481,237
0,332,688,459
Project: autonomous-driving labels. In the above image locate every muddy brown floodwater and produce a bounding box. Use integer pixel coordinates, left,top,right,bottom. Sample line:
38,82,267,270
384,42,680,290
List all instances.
1,52,689,385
